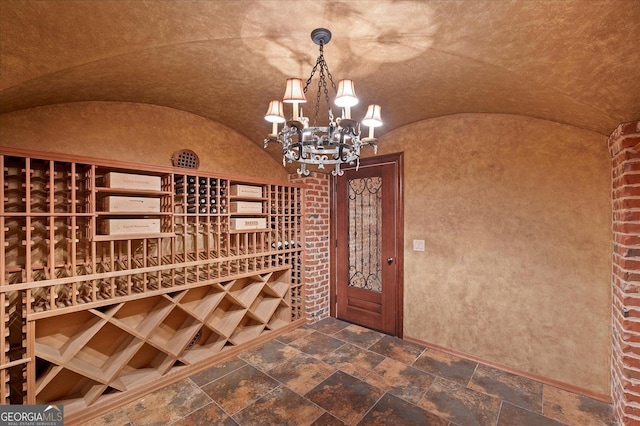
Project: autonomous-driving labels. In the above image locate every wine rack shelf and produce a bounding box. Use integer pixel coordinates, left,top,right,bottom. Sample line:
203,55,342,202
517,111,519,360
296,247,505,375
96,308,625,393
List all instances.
0,147,305,423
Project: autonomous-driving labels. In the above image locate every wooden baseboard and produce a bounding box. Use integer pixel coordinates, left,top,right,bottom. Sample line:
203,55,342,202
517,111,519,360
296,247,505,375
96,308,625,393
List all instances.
403,335,612,404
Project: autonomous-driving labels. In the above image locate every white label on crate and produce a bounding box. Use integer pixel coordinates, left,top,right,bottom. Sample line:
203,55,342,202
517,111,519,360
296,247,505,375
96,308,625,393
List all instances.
230,218,266,230
103,219,161,235
229,201,262,214
104,172,162,191
104,196,161,213
230,184,262,198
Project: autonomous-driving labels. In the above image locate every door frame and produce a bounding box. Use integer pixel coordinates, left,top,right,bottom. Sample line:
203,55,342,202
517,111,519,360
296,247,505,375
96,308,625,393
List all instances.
329,152,404,337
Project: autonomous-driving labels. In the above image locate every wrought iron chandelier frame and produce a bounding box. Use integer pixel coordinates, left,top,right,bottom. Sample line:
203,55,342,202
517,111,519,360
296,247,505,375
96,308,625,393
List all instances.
264,28,380,176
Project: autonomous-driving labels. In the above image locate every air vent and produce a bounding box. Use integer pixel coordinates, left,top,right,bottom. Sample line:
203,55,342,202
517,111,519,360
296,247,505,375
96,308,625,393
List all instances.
171,149,199,169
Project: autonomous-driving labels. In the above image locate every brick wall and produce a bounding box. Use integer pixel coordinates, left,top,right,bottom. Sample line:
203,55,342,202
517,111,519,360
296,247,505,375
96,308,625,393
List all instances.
289,172,331,322
609,120,640,425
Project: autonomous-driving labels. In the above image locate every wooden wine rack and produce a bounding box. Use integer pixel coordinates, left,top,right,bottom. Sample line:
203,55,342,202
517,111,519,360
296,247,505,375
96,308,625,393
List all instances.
0,147,305,423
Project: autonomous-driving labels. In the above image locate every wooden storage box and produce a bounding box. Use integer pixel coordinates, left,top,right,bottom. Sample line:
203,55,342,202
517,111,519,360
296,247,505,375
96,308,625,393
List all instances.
229,201,262,214
103,196,161,213
230,218,267,230
102,218,161,235
229,184,262,198
104,172,162,191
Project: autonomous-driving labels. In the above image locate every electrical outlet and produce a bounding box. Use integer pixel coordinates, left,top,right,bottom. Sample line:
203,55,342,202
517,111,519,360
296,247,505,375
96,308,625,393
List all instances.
413,239,425,252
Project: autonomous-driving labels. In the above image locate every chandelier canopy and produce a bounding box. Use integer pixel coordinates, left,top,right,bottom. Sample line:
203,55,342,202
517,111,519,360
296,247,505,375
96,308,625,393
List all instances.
263,28,382,176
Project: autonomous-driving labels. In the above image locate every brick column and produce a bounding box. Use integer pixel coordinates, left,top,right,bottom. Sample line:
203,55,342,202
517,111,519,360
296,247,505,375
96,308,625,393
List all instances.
289,172,331,322
609,121,640,424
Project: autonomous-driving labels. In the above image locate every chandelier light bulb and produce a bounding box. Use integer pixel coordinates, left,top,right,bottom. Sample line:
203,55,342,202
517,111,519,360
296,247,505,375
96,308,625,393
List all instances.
335,79,358,119
265,100,286,136
362,104,383,127
265,100,286,123
283,78,307,103
335,80,358,107
362,104,383,140
283,78,307,120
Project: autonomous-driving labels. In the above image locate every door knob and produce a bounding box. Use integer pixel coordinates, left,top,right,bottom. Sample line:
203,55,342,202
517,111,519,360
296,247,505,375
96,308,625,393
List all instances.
387,257,394,265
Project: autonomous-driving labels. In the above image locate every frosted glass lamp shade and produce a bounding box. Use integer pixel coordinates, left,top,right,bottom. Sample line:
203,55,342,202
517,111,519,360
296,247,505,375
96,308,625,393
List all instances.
335,79,358,107
283,78,307,103
362,104,383,127
265,100,286,123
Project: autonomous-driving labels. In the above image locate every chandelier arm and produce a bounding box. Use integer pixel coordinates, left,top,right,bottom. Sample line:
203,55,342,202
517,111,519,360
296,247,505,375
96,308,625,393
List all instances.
290,143,302,161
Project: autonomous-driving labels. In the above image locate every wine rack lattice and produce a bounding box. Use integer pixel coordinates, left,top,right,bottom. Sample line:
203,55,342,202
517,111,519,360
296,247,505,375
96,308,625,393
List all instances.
0,147,305,422
34,269,291,414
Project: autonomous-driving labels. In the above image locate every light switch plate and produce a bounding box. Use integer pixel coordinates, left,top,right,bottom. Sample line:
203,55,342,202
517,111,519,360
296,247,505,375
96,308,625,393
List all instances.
413,239,425,252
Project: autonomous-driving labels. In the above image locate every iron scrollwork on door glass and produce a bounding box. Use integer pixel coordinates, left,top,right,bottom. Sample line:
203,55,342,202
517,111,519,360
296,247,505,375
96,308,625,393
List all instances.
348,177,382,292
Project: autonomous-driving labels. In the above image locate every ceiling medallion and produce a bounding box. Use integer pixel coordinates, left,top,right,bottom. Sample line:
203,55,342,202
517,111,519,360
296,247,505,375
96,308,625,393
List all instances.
263,28,382,176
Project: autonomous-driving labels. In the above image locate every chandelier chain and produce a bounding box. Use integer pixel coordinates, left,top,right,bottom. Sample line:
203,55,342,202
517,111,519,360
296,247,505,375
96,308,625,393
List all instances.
303,41,338,126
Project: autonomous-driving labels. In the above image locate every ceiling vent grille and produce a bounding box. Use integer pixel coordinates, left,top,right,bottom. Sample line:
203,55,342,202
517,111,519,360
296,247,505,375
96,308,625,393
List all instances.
172,149,199,169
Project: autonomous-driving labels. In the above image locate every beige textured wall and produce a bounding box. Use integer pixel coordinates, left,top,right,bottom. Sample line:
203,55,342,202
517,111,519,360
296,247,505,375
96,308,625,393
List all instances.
0,102,288,181
375,114,611,396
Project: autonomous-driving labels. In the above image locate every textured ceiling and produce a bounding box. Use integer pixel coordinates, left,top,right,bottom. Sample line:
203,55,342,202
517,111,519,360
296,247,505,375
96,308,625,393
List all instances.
1,0,639,154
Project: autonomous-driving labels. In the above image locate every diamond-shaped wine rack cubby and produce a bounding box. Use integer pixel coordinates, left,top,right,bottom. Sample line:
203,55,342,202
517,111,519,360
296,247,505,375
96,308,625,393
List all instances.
0,147,305,423
34,269,291,414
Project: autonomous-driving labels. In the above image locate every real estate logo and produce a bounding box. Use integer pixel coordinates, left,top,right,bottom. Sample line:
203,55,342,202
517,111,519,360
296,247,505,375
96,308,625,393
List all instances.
0,405,63,426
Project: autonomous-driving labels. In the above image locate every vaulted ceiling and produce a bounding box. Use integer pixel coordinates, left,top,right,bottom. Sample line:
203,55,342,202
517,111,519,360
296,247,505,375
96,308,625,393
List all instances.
1,0,639,153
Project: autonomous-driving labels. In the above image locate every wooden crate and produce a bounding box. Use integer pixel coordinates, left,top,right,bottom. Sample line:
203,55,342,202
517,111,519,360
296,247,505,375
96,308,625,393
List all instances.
103,196,161,213
229,184,262,198
229,201,262,214
104,172,161,191
230,218,266,230
102,218,161,235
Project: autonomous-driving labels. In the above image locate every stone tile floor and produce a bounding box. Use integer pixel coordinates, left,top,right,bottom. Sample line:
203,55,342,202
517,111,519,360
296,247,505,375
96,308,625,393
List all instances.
82,318,615,426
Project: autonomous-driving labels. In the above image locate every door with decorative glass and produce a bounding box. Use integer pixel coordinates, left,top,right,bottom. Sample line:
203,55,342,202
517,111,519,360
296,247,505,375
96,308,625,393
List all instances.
333,153,403,336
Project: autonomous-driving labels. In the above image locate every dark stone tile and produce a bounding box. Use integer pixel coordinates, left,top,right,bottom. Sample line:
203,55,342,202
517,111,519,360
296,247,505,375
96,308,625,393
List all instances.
189,356,247,387
306,317,351,335
172,402,238,426
468,364,543,412
413,348,478,386
543,385,615,426
275,326,315,344
121,378,210,425
364,357,435,404
368,335,426,365
322,343,385,379
306,371,384,425
359,393,449,426
333,324,385,349
233,386,324,426
268,352,336,394
288,330,346,358
497,402,565,426
238,339,300,371
419,377,501,426
201,364,280,414
310,412,347,425
81,408,131,426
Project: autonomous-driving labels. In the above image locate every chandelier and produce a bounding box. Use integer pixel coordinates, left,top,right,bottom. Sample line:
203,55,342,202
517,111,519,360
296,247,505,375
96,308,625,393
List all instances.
263,28,382,176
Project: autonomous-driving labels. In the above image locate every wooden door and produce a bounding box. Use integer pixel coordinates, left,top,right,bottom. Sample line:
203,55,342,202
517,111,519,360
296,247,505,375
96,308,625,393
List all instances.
332,153,403,336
